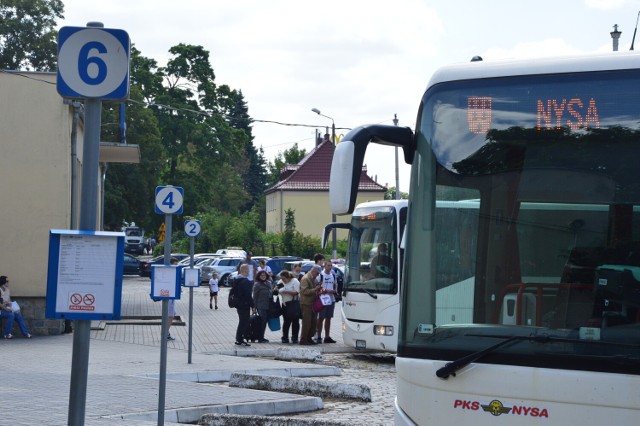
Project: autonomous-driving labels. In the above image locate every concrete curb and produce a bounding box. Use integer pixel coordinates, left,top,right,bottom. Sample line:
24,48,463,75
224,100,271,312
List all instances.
274,347,323,362
104,397,324,424
136,365,341,383
199,413,348,425
229,373,372,402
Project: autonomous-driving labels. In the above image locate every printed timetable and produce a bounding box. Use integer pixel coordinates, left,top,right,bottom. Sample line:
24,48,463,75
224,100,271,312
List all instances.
46,230,124,320
58,234,117,285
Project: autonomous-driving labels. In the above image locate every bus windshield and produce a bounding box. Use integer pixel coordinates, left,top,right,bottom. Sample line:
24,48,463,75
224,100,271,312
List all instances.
400,69,640,374
345,205,398,294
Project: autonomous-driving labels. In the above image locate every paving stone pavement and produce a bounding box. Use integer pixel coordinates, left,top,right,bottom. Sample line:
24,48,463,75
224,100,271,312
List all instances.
288,353,396,425
4,275,397,425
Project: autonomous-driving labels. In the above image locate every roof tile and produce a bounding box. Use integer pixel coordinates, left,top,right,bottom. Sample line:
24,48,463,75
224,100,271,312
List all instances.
265,140,387,193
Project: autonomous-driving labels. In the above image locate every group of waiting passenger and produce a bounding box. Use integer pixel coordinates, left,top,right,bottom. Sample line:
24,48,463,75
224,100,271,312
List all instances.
232,253,339,346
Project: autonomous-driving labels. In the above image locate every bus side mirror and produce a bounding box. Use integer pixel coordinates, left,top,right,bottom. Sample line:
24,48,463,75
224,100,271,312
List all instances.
329,125,414,215
329,141,356,214
321,222,352,249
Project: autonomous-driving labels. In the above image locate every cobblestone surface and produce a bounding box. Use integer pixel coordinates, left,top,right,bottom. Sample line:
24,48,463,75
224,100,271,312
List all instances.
278,353,396,425
93,275,400,425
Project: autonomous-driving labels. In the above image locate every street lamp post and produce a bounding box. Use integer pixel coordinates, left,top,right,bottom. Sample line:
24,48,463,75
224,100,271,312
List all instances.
393,114,400,200
312,107,337,260
311,108,335,144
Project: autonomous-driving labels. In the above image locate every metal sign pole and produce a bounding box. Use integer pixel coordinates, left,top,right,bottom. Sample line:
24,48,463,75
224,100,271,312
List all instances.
57,21,129,426
188,236,195,363
67,95,101,426
158,213,172,425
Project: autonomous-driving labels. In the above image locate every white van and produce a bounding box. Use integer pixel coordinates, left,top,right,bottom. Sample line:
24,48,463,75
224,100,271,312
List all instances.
215,248,246,258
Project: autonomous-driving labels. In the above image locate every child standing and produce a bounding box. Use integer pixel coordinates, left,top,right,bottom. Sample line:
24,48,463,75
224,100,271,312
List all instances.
209,273,219,309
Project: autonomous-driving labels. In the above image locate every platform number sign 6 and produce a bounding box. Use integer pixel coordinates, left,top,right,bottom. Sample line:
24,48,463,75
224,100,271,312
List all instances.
78,41,108,85
57,26,130,100
155,186,184,215
184,220,201,237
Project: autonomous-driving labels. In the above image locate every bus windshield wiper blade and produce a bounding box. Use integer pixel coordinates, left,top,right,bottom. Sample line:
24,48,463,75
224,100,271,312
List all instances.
345,282,378,298
363,289,378,299
436,334,571,379
436,333,640,379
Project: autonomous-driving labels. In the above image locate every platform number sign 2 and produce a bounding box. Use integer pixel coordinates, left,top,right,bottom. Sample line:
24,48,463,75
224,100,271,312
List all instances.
184,220,201,237
155,186,184,215
57,26,130,100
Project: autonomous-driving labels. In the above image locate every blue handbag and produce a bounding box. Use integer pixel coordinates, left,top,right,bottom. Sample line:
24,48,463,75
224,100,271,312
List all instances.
267,316,281,332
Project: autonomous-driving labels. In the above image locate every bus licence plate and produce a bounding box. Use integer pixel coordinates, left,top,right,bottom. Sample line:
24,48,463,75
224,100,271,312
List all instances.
356,340,366,349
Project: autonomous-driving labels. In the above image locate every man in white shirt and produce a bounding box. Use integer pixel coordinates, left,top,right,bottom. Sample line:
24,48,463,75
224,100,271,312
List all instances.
315,261,337,343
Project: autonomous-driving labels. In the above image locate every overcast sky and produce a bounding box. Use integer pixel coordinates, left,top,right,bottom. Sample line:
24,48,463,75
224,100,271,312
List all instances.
59,0,640,191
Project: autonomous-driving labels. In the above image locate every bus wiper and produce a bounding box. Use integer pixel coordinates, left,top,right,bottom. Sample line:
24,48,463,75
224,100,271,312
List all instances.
434,333,638,379
436,335,527,379
436,334,592,379
346,282,378,299
363,289,378,299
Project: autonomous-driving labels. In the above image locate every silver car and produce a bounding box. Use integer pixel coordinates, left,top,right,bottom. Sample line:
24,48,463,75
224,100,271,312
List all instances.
179,256,218,285
201,257,244,286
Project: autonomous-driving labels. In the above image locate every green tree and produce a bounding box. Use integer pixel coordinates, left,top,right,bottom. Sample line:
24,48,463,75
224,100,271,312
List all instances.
384,187,409,200
129,45,164,102
101,88,165,232
267,143,307,186
218,86,268,211
283,208,296,253
0,0,63,70
98,43,268,231
230,89,267,211
152,44,250,216
100,47,166,233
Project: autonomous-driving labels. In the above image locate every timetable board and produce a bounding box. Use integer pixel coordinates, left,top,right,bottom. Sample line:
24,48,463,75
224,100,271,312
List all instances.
46,230,124,320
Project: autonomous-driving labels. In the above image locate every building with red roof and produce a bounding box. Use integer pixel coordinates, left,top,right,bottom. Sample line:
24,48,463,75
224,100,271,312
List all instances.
265,139,386,238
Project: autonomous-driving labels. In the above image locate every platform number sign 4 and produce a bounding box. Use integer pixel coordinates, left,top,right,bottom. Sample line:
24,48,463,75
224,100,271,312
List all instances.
57,26,130,100
155,186,184,215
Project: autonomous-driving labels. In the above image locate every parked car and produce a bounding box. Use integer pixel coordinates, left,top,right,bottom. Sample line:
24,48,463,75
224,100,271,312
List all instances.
200,257,226,283
177,255,218,267
123,253,141,275
139,253,189,277
177,256,220,285
191,253,223,258
206,257,244,286
215,248,246,258
266,256,304,276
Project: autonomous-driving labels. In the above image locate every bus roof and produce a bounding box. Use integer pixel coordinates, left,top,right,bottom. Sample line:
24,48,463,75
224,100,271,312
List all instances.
353,199,408,210
427,51,640,88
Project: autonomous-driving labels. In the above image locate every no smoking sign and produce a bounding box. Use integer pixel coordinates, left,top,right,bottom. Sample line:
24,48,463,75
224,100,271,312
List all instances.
69,292,96,311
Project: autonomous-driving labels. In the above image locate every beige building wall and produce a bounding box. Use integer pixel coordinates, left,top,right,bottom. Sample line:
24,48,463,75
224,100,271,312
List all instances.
265,190,280,234
266,190,385,240
0,72,88,335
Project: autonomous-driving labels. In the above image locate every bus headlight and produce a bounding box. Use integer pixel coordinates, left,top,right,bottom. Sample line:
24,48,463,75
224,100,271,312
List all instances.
374,325,394,336
342,320,346,334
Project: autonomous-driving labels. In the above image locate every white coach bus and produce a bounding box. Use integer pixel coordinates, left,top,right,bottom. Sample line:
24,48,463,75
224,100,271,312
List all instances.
328,52,640,425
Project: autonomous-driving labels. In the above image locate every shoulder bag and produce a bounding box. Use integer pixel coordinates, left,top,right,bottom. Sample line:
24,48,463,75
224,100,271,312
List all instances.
285,296,301,321
268,295,283,318
312,294,332,313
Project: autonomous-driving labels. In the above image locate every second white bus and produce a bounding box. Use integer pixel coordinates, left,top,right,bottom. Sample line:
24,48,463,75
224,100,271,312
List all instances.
324,199,407,352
